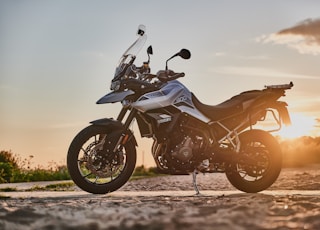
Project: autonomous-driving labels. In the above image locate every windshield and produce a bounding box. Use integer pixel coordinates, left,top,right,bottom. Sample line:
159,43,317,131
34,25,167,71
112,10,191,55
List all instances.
120,34,147,62
113,27,147,81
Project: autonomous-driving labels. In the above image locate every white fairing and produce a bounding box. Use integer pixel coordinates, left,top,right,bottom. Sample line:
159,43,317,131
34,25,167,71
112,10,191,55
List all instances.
97,90,135,104
131,81,210,123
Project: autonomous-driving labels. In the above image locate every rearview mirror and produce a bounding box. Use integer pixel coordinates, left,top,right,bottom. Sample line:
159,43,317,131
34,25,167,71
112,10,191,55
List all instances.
146,46,153,64
166,48,191,70
147,46,153,55
178,49,191,59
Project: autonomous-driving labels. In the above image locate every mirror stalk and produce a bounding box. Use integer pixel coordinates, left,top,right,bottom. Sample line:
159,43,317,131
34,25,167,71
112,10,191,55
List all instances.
165,49,191,70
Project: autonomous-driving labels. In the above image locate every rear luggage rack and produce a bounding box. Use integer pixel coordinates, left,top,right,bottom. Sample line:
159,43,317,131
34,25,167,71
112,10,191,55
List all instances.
265,81,294,90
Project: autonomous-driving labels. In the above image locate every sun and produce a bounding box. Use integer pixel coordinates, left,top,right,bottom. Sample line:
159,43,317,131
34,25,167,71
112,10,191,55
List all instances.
275,113,316,139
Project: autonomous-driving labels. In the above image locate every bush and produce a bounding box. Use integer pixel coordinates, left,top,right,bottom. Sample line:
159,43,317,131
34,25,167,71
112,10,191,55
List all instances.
0,150,70,183
133,165,149,176
0,162,14,183
278,136,320,167
0,150,19,183
0,150,18,168
133,165,159,177
10,165,71,183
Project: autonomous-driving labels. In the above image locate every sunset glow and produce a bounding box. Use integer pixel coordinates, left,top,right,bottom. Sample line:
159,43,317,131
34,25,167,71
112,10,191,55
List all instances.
276,113,317,139
1,1,320,167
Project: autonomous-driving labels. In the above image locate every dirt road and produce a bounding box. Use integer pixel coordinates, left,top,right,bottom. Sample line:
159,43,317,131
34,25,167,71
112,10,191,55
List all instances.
0,167,320,229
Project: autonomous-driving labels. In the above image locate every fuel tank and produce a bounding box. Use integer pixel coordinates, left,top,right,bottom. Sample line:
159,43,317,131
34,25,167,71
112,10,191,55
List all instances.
131,80,210,123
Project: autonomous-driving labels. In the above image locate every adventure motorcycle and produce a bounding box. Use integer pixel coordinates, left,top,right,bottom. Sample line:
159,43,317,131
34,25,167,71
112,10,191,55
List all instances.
67,25,293,194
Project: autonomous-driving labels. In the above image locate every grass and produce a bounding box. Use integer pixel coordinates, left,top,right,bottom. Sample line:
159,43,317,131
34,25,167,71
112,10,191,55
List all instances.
0,150,71,183
130,173,165,181
0,182,76,192
26,182,76,191
0,187,17,192
1,174,163,192
0,167,162,193
11,166,71,183
1,150,161,184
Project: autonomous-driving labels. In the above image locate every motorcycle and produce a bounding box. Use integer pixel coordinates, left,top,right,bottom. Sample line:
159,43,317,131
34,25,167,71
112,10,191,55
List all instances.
67,25,293,194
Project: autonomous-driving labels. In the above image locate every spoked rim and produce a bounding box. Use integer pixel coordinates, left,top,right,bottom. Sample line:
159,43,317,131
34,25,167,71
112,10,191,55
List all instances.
225,130,282,193
235,141,270,182
77,132,127,185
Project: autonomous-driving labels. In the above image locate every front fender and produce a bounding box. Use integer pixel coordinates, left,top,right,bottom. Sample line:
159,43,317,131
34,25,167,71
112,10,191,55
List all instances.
90,118,123,129
90,118,138,146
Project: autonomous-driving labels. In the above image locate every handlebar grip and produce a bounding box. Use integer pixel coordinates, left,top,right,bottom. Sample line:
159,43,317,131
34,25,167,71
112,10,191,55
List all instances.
172,72,185,78
157,71,185,82
168,72,185,81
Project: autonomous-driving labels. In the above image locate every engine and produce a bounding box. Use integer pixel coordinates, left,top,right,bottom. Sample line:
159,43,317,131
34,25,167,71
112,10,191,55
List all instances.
166,133,204,171
151,115,210,172
171,136,194,162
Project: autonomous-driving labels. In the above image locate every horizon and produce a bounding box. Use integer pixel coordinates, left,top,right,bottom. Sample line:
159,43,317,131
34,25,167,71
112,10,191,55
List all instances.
2,135,320,170
1,1,320,167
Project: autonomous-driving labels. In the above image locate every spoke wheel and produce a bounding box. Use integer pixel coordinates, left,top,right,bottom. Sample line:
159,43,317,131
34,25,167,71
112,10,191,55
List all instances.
67,125,136,194
226,129,282,193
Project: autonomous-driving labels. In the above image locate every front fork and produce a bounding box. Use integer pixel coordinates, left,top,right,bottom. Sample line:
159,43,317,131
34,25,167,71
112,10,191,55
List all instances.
113,107,138,151
90,107,138,153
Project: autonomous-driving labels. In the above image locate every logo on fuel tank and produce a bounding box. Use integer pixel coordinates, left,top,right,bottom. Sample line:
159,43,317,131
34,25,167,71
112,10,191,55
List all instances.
174,95,188,104
174,95,193,108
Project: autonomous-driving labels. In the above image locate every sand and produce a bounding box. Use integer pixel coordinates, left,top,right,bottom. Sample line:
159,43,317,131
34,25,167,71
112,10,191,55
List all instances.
0,166,320,230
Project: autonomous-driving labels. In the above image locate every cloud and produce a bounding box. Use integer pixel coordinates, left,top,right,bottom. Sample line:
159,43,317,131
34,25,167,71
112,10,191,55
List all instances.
213,52,270,60
256,18,320,55
316,118,320,128
48,122,85,129
210,66,319,80
214,52,226,57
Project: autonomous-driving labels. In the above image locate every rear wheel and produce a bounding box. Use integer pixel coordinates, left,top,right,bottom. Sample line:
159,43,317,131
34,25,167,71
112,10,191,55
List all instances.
225,129,282,193
67,125,136,194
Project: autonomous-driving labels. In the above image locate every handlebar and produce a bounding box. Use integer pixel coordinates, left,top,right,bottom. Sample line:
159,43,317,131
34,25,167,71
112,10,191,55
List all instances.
168,72,185,81
157,70,185,82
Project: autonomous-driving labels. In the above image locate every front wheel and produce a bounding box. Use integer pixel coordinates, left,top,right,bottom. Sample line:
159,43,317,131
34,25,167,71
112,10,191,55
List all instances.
67,125,136,194
225,129,282,193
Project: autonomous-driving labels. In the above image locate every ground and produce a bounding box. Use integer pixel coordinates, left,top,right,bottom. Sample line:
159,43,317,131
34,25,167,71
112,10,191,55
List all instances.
0,166,320,230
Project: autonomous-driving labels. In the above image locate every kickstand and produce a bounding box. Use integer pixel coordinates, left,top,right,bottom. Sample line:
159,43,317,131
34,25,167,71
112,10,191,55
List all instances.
192,169,200,195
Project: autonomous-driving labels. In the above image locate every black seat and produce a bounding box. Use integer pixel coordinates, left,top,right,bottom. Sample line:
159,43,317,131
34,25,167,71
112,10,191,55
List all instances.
192,90,264,121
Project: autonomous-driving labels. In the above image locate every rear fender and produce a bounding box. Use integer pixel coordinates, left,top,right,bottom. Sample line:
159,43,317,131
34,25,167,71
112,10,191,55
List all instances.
269,101,291,126
90,118,138,146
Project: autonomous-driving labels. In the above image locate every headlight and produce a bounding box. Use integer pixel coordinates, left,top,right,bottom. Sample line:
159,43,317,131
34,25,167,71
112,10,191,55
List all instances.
110,81,121,91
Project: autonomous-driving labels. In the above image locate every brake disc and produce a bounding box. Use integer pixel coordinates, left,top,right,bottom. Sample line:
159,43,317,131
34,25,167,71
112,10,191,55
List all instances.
85,133,124,178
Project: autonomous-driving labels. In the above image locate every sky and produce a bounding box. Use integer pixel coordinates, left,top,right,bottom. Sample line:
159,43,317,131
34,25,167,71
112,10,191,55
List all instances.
1,0,320,167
